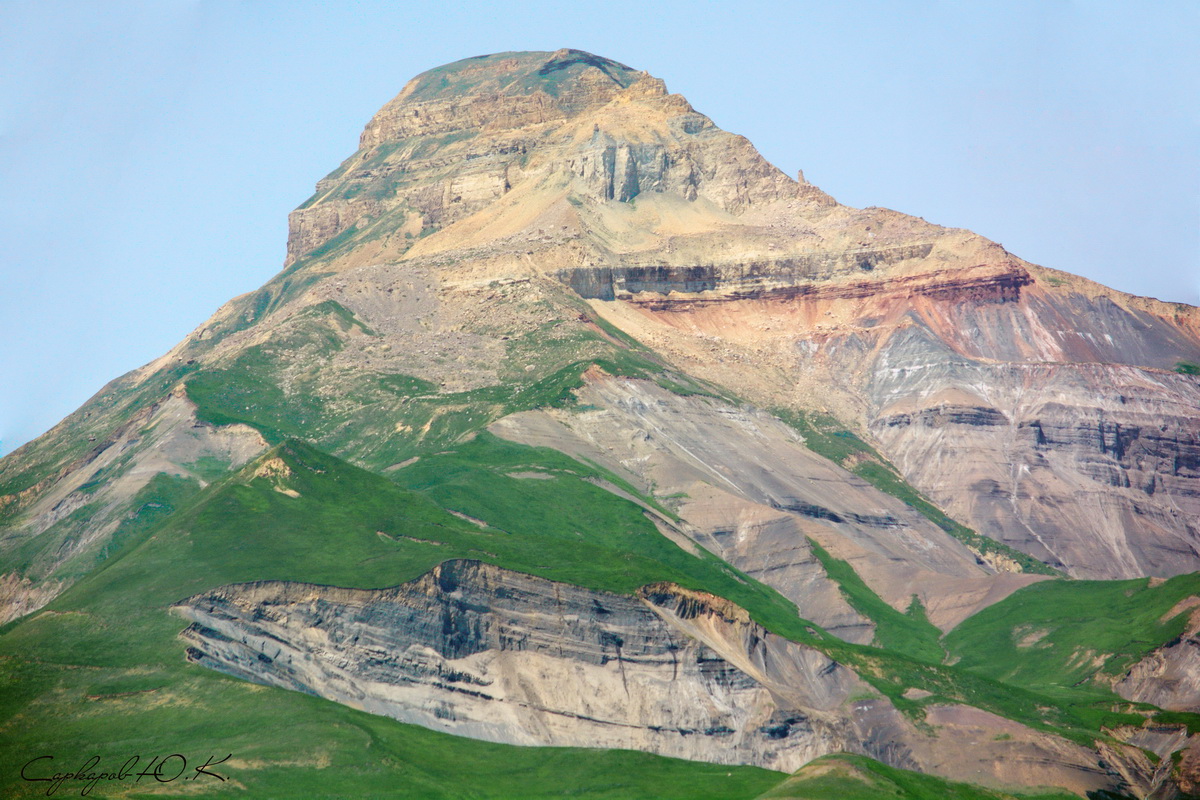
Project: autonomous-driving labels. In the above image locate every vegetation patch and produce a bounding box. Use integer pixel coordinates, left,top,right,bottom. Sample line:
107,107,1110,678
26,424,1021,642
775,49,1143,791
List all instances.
757,753,1077,800
183,299,707,475
2,430,1188,798
0,437,799,799
807,538,943,663
946,574,1200,690
945,573,1200,735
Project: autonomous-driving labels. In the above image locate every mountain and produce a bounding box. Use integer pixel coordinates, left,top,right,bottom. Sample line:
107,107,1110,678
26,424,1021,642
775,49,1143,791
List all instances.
2,49,1199,799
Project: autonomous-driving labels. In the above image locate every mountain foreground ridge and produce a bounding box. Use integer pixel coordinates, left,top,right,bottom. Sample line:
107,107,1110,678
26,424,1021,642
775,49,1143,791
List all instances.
2,49,1200,799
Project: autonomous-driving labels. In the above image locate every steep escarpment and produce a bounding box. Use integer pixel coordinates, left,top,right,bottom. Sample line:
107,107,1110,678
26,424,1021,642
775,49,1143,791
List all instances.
285,48,826,272
175,560,1150,796
175,560,865,772
556,243,938,301
869,359,1200,578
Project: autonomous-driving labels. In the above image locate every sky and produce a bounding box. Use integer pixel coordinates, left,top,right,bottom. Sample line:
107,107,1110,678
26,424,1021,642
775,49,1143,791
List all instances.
1,0,1197,457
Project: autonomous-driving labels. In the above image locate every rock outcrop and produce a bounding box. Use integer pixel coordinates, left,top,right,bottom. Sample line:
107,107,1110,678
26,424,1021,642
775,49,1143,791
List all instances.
174,560,1150,796
595,253,1200,579
1116,603,1200,712
285,49,824,269
175,560,866,772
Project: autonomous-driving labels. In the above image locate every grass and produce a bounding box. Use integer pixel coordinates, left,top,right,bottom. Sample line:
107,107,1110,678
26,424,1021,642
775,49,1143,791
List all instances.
183,298,699,473
756,753,1078,800
1175,361,1200,376
0,438,795,799
388,433,822,643
302,299,377,336
806,539,943,663
184,455,236,483
5,431,1197,797
125,384,1197,752
773,409,878,465
944,573,1200,736
946,573,1200,690
1,473,200,585
0,662,783,800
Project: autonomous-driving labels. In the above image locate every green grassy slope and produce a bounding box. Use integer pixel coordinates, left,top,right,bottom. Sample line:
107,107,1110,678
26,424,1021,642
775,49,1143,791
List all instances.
806,538,944,663
3,429,1198,797
755,754,1077,800
947,574,1200,689
182,298,703,474
0,658,783,799
944,574,1200,733
0,438,795,799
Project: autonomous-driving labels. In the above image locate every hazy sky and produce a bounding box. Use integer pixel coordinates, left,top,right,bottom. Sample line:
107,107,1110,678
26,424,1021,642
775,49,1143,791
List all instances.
2,1,1197,457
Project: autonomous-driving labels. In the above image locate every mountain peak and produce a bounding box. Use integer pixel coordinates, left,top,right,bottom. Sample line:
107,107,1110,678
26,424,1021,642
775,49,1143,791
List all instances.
360,49,653,147
406,49,641,101
287,49,812,268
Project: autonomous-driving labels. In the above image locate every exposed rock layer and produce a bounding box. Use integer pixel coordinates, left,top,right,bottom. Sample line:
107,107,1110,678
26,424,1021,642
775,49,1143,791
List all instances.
600,267,1200,579
1,47,1197,798
175,560,865,771
175,560,1149,795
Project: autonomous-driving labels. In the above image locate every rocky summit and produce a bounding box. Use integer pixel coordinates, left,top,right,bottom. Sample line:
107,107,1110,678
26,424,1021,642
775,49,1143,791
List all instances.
2,49,1200,799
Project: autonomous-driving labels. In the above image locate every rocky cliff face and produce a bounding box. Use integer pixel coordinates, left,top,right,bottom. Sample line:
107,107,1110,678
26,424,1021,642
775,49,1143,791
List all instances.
176,560,862,772
174,560,1149,795
284,49,823,271
282,47,1200,583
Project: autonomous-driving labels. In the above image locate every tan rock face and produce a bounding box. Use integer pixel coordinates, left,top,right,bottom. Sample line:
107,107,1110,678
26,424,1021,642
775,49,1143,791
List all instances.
5,47,1197,624
284,49,827,269
175,560,866,773
6,46,1197,629
325,48,1200,581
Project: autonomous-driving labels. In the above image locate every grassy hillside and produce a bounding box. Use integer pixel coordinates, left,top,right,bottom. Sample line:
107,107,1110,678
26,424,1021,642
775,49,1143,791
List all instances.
806,538,944,663
3,429,1198,796
944,573,1200,734
755,754,1077,800
182,297,701,473
0,438,796,799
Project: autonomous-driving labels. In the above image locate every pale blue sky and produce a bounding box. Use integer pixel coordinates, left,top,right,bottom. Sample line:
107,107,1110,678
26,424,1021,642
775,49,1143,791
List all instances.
2,1,1197,457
